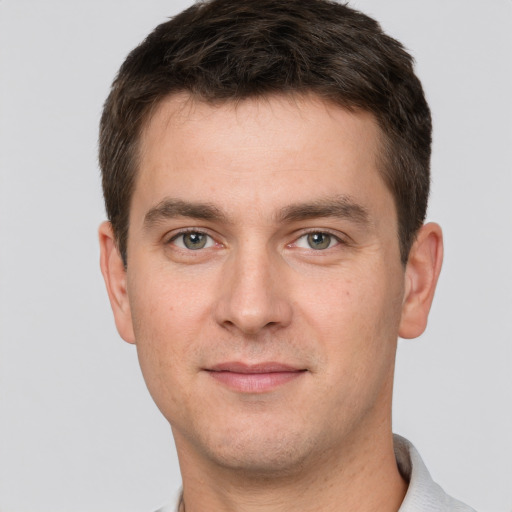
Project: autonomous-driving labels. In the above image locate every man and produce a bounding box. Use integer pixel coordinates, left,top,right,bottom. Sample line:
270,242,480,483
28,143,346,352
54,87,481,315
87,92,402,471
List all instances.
98,0,475,510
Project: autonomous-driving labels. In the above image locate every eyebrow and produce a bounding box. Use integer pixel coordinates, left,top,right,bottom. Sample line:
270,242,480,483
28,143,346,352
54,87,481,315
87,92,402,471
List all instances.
277,195,369,225
144,198,228,228
143,195,369,229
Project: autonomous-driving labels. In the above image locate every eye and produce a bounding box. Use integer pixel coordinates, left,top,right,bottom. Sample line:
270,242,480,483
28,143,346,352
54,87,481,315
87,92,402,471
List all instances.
171,231,215,250
294,232,339,250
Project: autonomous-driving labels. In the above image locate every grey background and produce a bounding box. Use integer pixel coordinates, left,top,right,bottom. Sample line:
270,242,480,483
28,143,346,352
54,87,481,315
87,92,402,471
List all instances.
0,1,510,511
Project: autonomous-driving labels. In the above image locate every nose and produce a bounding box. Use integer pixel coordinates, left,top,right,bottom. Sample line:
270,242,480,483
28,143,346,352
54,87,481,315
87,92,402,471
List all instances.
214,245,293,335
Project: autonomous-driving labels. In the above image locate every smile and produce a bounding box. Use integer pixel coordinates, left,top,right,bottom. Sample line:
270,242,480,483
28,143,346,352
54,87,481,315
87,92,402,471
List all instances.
205,362,307,393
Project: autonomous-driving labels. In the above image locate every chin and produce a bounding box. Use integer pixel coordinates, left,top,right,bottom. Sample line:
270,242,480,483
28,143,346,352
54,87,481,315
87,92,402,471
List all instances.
198,425,319,477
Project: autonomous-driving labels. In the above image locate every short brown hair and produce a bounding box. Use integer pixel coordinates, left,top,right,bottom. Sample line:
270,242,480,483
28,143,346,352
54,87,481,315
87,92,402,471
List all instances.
99,0,431,265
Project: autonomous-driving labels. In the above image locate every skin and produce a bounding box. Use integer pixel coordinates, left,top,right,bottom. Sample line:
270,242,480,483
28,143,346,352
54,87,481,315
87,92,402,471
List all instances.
100,93,443,512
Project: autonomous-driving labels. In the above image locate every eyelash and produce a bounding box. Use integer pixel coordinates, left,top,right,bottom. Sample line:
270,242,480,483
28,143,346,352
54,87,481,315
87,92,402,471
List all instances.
167,229,218,250
166,228,347,251
290,230,345,250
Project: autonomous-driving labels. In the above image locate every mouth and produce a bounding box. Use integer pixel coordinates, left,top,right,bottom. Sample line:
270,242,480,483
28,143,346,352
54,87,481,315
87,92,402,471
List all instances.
204,362,307,393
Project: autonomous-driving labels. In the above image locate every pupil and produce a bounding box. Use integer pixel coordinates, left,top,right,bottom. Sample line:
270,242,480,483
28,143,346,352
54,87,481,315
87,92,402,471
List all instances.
308,232,330,250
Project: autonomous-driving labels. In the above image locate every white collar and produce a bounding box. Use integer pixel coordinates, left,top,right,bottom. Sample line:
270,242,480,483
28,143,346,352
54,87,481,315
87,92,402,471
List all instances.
394,434,475,511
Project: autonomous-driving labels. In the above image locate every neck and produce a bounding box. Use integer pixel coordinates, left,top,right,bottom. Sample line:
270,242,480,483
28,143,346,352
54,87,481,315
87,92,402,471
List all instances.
174,425,407,512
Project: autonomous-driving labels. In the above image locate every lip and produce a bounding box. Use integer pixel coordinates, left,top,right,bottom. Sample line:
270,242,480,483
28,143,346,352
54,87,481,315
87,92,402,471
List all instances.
205,362,306,393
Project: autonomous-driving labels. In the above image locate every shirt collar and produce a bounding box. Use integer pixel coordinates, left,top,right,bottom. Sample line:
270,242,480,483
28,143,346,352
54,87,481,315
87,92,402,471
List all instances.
394,434,475,511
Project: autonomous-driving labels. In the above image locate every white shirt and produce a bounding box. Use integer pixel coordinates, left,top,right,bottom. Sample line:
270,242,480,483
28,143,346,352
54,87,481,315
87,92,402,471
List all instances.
154,435,476,512
394,435,476,511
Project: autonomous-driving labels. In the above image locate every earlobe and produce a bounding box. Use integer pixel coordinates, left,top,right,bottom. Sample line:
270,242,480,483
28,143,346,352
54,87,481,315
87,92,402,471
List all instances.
98,221,136,344
398,222,443,339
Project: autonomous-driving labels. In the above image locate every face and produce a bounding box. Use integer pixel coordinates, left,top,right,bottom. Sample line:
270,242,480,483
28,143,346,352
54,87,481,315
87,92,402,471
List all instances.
101,94,438,477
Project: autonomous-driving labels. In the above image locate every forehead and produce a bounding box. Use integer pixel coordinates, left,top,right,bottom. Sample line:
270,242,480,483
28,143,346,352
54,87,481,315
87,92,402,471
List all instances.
135,93,391,220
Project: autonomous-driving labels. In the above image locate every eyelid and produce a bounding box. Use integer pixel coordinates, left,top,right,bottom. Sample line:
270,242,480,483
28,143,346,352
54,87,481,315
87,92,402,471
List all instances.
163,227,350,250
166,227,220,249
289,228,349,248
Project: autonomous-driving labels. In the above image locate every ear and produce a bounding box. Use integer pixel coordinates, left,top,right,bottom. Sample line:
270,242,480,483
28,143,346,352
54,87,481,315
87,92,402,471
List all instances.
98,221,135,344
399,222,443,339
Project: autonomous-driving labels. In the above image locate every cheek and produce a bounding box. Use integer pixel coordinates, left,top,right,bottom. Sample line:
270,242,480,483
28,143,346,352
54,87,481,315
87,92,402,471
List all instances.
130,264,212,338
298,262,404,364
312,268,403,408
127,269,213,402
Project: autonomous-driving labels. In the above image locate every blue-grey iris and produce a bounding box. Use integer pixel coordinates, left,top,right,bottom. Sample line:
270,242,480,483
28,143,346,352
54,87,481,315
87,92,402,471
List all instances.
307,232,331,250
183,232,208,250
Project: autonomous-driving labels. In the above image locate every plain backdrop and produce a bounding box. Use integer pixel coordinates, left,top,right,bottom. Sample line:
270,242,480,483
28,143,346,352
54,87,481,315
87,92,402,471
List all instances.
0,1,511,511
